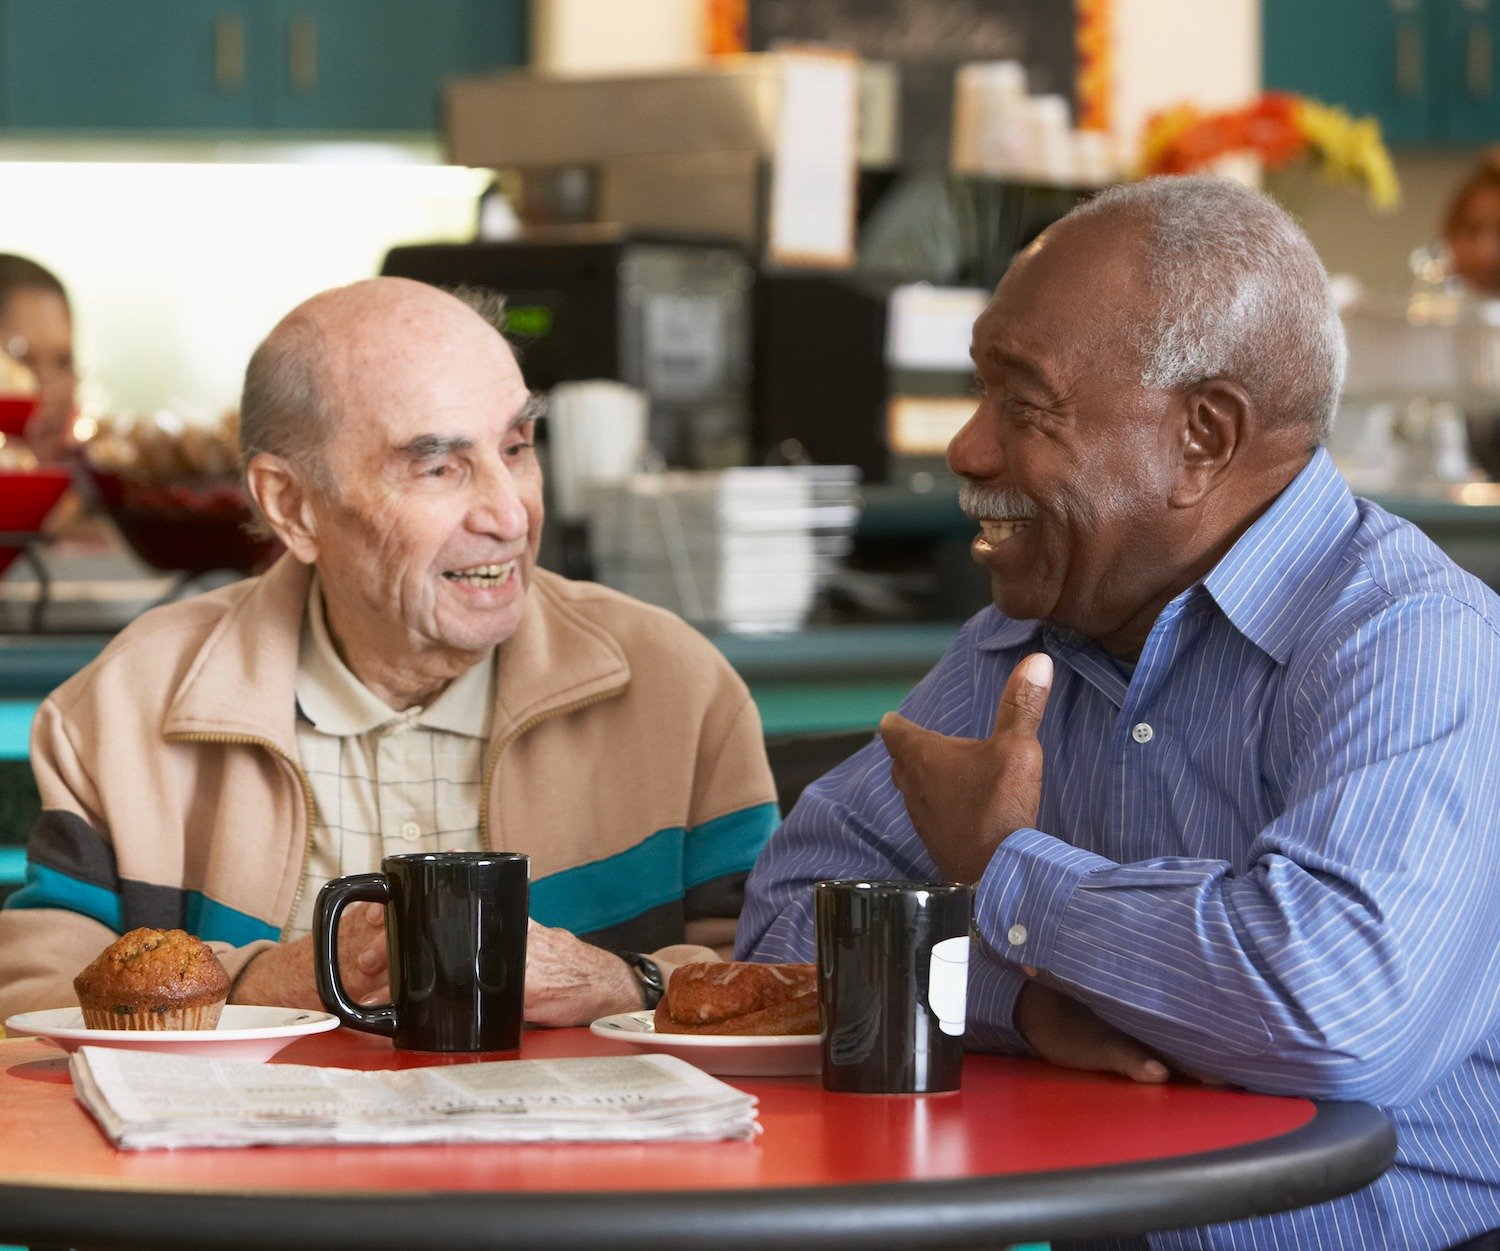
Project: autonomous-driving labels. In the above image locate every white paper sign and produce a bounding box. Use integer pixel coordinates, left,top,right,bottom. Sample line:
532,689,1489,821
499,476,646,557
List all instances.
766,51,860,269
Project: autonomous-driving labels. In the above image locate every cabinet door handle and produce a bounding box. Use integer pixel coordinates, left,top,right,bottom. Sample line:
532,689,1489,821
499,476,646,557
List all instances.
1469,22,1493,99
289,15,318,94
215,12,246,93
1395,20,1424,97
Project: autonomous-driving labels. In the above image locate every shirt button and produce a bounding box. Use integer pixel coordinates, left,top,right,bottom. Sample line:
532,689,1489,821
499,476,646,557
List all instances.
399,821,421,841
1022,965,1039,978
1007,924,1028,946
1131,722,1154,744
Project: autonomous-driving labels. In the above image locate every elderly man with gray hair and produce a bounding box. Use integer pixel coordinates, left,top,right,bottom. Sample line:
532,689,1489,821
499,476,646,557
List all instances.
740,177,1500,1249
0,277,779,1027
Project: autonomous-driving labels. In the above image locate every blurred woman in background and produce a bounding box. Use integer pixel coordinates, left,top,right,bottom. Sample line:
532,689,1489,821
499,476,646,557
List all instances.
1441,158,1500,480
0,254,78,464
1443,156,1500,298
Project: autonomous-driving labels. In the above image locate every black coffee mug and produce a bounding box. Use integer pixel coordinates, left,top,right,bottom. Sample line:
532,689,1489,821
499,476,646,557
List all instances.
814,879,971,1094
314,851,529,1053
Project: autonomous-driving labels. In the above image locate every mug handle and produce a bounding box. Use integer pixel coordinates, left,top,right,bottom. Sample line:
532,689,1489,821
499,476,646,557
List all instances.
313,873,397,1037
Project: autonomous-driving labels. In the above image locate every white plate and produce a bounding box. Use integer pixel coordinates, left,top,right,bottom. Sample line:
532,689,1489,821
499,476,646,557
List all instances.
5,1005,339,1063
589,1010,820,1077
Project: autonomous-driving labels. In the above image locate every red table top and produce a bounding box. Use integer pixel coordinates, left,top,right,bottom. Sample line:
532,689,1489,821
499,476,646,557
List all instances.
0,1025,1317,1198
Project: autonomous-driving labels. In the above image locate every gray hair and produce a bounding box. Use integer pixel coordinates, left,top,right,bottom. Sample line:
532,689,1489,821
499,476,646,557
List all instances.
1070,176,1346,443
238,313,335,535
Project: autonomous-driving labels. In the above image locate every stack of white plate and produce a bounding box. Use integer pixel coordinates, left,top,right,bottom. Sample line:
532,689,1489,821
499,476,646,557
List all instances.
588,466,859,632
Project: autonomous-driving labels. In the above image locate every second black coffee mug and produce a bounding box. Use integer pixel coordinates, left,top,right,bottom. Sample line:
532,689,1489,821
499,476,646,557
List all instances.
815,878,972,1094
314,851,529,1053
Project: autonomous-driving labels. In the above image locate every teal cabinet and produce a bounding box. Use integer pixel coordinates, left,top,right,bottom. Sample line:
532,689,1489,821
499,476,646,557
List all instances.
0,1,272,131
266,1,528,131
0,0,524,133
1433,0,1500,142
1265,0,1500,145
1264,0,1435,144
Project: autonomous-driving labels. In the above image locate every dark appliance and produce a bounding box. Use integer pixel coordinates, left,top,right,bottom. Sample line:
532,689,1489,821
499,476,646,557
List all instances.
381,236,752,468
754,273,986,486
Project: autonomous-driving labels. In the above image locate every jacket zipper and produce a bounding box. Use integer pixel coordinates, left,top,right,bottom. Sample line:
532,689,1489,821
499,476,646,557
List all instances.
478,686,626,849
164,730,319,930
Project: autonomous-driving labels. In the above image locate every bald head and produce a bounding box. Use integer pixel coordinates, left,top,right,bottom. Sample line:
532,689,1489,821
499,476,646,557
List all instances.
239,278,516,494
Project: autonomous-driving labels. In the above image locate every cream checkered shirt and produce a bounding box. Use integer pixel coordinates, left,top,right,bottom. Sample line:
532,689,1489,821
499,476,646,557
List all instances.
284,578,496,940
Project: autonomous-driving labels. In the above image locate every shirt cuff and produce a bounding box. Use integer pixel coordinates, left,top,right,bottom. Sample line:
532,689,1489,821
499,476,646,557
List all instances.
964,947,1030,1053
975,826,1115,973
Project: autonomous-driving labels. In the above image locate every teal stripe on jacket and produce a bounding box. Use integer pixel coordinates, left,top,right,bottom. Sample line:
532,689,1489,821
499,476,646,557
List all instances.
7,864,280,946
529,801,778,936
184,896,281,946
6,863,122,931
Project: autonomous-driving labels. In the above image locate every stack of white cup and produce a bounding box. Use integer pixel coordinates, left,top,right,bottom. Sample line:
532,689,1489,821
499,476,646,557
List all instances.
950,60,1118,187
545,380,649,523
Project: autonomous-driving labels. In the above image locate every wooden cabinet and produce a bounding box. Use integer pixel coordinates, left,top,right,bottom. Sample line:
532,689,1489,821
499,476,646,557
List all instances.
1264,0,1500,145
0,0,525,133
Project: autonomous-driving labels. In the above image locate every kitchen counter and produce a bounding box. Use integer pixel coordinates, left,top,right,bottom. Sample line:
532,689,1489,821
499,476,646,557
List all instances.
8,468,1500,869
863,478,1500,533
860,478,1500,592
8,469,1500,738
0,623,960,756
0,623,955,882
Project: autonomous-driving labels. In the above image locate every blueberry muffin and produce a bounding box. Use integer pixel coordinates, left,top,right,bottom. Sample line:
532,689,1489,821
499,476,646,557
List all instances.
73,928,230,1031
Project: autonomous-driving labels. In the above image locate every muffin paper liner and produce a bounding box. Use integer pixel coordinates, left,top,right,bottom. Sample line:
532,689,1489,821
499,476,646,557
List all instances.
81,999,226,1032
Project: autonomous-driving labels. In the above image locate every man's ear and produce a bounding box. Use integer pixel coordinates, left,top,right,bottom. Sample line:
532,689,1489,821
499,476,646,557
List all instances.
245,452,321,564
1171,378,1250,507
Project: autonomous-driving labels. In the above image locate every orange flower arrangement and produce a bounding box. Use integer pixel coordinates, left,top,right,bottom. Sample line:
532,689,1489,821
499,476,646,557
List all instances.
704,0,748,57
1139,92,1400,211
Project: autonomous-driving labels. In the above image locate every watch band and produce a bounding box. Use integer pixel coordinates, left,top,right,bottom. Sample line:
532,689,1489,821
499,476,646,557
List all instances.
620,951,665,1009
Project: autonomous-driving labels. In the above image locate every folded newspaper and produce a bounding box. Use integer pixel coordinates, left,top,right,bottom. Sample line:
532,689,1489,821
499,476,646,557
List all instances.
70,1046,760,1150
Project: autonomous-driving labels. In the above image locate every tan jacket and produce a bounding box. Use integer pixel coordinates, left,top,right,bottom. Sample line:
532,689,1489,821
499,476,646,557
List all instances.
0,557,777,1017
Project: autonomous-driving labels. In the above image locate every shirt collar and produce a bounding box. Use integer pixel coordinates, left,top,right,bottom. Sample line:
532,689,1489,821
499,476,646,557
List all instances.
1201,446,1359,664
419,648,495,738
295,576,495,739
974,609,1043,653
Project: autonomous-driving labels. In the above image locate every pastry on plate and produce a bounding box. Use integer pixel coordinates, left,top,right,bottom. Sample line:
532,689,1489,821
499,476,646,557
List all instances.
654,961,819,1036
73,927,230,1031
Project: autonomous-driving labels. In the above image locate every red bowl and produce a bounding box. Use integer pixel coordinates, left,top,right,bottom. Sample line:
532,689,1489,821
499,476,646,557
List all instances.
0,395,40,438
82,466,281,577
0,467,71,577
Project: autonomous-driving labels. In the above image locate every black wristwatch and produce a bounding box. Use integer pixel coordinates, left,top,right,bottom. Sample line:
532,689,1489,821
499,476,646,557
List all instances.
620,951,665,1009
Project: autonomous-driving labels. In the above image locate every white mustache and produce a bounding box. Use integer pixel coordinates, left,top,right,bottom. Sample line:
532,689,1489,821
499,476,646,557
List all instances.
959,481,1040,521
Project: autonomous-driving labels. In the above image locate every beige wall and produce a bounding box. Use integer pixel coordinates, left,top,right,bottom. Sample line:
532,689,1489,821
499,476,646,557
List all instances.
1110,0,1260,158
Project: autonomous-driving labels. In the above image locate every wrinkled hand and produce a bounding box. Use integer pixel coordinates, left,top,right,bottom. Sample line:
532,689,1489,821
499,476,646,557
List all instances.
880,651,1053,884
231,903,388,1010
524,919,643,1028
1015,981,1169,1084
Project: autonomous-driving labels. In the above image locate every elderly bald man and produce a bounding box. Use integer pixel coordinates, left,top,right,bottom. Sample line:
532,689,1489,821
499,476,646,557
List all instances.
0,278,778,1026
739,178,1500,1250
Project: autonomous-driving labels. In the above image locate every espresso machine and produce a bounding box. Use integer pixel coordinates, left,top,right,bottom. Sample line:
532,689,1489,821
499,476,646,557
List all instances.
381,234,753,469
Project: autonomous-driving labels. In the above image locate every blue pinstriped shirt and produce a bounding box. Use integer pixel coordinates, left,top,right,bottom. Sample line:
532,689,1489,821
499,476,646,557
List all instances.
738,449,1500,1248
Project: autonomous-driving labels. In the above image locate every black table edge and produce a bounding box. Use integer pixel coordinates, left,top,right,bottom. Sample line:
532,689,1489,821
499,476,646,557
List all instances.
0,1100,1396,1250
